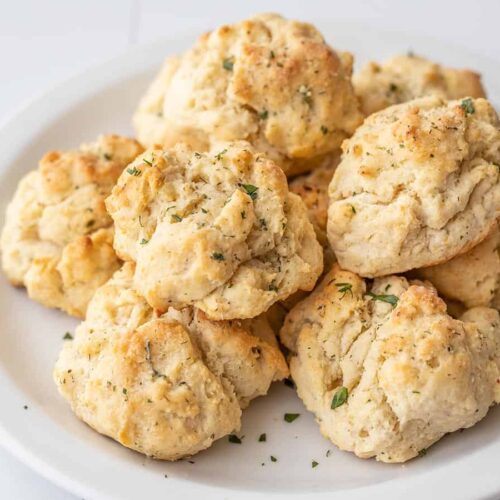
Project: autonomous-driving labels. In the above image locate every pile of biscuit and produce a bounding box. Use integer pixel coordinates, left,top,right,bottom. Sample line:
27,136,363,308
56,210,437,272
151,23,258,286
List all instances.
2,14,499,464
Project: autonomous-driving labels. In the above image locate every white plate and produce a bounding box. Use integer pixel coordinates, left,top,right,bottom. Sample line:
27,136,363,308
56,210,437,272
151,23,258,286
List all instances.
0,21,499,500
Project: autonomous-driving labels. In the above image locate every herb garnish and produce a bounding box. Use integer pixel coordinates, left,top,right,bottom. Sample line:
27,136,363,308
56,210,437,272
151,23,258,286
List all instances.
211,252,225,261
63,332,73,340
321,125,329,135
335,282,353,298
228,434,242,444
331,386,348,409
312,460,319,468
259,433,267,442
214,148,228,161
418,448,427,457
284,413,300,423
270,456,277,462
460,98,475,116
143,158,153,166
241,184,258,200
259,109,269,119
140,238,149,245
126,166,141,176
222,58,234,71
366,292,399,307
103,153,112,160
170,214,183,223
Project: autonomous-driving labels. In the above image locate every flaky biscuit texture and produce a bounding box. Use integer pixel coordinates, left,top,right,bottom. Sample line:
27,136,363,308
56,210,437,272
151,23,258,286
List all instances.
133,13,363,176
1,135,143,317
354,54,486,116
328,96,500,277
54,263,288,460
280,264,500,463
106,141,323,319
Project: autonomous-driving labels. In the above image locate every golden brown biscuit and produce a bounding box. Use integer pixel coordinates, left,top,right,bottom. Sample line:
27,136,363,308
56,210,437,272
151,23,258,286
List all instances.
280,264,500,463
354,54,486,116
133,13,363,176
54,263,288,460
106,141,323,319
327,96,500,277
289,155,339,246
413,225,500,308
1,135,143,317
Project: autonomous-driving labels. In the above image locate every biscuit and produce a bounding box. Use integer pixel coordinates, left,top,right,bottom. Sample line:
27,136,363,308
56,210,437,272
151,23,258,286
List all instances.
106,141,323,319
412,225,500,308
133,13,363,176
1,135,143,317
354,54,486,116
280,264,500,463
54,263,288,460
327,96,500,277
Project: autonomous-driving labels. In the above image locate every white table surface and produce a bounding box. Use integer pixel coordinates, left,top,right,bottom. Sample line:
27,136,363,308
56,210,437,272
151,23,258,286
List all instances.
0,1,498,498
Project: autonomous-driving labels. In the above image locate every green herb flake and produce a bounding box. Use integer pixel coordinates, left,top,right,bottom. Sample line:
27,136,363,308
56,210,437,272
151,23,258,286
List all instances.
122,388,128,396
270,455,277,462
241,211,246,219
103,153,112,161
268,283,278,292
331,386,348,410
140,238,149,245
321,125,329,135
143,158,153,167
214,148,228,161
312,460,319,468
228,434,242,444
223,58,234,71
418,448,427,457
201,208,208,214
460,98,475,116
350,204,356,214
259,109,269,119
63,332,73,340
241,184,258,200
194,152,202,159
367,292,399,307
335,282,353,297
284,413,300,423
126,166,141,176
211,252,225,261
170,214,183,223
258,433,267,442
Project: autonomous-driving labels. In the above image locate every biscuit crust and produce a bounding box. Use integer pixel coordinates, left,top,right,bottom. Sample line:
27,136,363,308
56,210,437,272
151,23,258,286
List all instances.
280,264,500,463
54,263,288,460
133,13,363,176
354,54,486,116
327,96,500,277
106,141,323,319
1,135,143,317
413,225,500,308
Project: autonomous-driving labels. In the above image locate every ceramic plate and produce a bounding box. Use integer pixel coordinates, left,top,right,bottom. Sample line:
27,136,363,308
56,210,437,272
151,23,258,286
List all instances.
0,21,499,500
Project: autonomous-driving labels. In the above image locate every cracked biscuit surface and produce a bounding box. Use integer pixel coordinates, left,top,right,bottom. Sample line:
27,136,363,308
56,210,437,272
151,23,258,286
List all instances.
280,264,500,463
327,96,500,277
106,141,323,319
133,13,363,176
354,54,486,116
54,263,288,460
1,135,143,317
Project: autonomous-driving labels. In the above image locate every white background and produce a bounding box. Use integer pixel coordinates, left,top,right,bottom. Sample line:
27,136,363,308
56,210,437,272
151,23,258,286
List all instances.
0,0,498,498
